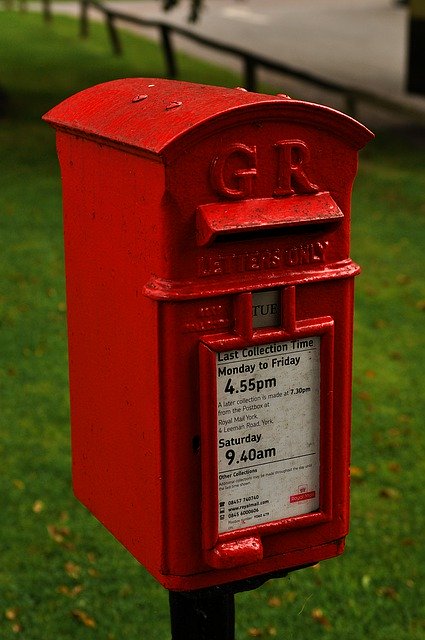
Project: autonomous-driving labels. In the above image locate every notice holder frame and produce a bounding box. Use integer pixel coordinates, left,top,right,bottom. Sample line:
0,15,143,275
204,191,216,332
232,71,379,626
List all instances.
199,290,335,569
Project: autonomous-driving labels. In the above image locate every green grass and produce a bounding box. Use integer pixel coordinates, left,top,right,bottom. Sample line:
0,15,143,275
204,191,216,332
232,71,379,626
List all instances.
0,10,424,640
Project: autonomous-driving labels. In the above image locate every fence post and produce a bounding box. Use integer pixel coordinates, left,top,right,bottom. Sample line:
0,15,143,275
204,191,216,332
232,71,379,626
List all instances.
160,25,178,78
80,0,89,38
244,56,257,92
41,0,51,21
345,93,357,119
407,0,425,94
106,12,123,55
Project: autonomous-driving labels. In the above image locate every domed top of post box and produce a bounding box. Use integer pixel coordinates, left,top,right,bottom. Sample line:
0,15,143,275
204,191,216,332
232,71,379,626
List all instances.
43,78,372,161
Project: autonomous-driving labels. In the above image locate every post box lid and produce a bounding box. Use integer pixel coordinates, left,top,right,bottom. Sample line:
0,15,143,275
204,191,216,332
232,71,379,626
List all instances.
43,78,372,161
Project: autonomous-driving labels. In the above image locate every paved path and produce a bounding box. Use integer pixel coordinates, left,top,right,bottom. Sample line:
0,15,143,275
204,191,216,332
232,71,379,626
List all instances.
35,0,425,127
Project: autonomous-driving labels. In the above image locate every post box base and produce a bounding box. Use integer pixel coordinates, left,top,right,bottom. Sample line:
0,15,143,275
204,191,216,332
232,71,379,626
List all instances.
157,538,345,591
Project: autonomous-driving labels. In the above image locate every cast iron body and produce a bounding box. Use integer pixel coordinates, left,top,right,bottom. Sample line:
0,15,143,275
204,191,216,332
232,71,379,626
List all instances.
44,79,373,590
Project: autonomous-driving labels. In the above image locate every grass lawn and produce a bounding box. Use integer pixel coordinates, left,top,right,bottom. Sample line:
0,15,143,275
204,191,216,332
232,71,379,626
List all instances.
0,10,424,640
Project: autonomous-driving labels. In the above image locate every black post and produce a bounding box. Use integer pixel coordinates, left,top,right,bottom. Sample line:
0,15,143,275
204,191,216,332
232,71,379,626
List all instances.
160,25,178,78
168,570,293,639
169,589,235,640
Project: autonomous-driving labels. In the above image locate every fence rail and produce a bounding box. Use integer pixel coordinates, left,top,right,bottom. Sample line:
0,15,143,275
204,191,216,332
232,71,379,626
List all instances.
77,0,425,124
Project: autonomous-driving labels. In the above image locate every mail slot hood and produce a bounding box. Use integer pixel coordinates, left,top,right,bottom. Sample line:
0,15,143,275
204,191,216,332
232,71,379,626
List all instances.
197,192,343,246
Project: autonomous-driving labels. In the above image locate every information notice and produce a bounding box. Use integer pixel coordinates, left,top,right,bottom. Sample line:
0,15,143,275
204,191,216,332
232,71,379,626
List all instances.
216,336,321,533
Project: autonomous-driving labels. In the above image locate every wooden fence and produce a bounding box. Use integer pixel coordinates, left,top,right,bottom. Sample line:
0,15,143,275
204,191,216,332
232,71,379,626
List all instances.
50,0,425,124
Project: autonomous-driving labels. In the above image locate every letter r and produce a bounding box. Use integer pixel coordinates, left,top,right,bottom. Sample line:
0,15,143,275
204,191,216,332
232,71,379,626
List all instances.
273,140,319,196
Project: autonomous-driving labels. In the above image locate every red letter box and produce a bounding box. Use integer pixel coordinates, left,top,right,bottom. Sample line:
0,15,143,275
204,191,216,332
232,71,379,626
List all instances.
44,79,373,590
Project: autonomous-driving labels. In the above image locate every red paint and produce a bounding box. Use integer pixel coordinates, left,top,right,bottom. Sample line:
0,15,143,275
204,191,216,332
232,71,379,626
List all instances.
43,78,373,591
197,192,343,246
206,537,263,569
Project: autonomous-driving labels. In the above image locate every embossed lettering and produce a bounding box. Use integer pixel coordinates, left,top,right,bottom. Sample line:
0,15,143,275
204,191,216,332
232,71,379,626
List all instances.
273,140,319,196
198,242,328,277
184,303,231,333
210,143,257,199
285,241,329,267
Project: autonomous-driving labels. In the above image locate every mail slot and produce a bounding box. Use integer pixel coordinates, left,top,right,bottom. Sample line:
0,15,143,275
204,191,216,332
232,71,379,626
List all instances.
43,78,373,590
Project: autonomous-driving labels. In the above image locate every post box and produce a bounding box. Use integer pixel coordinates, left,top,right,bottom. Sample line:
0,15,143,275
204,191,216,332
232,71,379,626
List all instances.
44,78,373,591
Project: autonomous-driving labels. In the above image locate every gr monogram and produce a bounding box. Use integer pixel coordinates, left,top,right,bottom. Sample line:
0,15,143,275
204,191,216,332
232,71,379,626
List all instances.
210,140,318,200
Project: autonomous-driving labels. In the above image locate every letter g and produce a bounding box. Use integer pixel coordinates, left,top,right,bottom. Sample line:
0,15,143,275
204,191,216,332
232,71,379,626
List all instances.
210,143,257,199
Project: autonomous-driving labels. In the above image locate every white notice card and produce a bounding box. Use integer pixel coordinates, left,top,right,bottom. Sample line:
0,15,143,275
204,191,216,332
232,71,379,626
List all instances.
216,337,321,533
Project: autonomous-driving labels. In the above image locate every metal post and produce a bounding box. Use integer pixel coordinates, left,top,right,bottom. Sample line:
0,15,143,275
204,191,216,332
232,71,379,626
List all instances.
168,570,290,639
169,589,235,640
